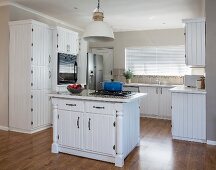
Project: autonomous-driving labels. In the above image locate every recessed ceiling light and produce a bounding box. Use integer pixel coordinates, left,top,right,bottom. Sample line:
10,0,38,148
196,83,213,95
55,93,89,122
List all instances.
149,16,155,20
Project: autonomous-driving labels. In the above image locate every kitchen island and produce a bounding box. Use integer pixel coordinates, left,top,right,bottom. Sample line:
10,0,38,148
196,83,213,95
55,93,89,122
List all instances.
49,90,146,167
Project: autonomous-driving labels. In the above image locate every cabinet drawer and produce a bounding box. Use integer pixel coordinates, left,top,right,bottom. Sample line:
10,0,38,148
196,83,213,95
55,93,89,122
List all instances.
85,101,114,115
58,99,84,112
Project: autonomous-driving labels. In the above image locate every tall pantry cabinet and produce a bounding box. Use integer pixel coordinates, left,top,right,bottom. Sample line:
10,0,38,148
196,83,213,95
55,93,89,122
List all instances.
9,20,52,133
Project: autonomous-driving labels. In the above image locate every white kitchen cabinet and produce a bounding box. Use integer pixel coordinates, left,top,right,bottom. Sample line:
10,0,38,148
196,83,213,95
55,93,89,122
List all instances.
84,113,115,155
52,27,79,92
139,87,148,116
183,18,205,66
58,110,83,149
171,92,206,143
147,87,160,117
56,100,115,155
9,20,52,133
139,86,171,119
57,27,79,55
50,94,144,167
159,87,172,118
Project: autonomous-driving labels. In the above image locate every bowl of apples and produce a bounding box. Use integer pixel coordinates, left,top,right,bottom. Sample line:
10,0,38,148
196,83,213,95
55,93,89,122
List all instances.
67,84,83,94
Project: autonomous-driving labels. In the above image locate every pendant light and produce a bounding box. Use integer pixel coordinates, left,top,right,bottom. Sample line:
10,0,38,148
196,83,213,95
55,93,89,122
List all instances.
83,0,114,42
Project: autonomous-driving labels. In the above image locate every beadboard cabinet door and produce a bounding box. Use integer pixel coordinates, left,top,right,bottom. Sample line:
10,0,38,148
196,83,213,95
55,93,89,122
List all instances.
32,90,51,129
83,113,115,156
9,20,52,133
57,110,83,149
57,27,79,55
159,87,172,119
183,18,205,66
139,87,148,117
172,92,206,142
147,87,159,117
139,86,171,119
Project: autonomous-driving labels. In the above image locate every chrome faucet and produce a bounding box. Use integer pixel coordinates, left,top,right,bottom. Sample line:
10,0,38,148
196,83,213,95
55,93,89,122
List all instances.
155,76,161,85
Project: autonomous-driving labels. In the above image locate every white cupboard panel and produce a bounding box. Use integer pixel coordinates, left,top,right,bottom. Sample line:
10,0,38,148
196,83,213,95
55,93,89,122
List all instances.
57,27,79,54
147,87,159,117
58,110,83,149
184,18,205,66
172,92,206,142
139,87,148,116
32,90,51,129
9,20,52,133
9,23,32,131
58,99,84,112
84,113,115,155
85,101,114,115
159,87,171,119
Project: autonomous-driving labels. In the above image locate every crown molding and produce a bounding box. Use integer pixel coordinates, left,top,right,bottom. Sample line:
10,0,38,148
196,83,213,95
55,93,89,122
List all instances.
0,1,84,32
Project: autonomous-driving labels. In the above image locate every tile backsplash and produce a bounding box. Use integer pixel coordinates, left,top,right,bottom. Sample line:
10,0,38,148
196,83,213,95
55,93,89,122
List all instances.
113,69,184,85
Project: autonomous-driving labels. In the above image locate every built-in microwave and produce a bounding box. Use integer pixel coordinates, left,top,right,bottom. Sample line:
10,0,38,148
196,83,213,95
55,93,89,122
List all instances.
57,53,78,85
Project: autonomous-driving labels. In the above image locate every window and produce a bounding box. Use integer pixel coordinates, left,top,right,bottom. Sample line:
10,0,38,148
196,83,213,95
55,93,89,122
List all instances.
125,46,187,76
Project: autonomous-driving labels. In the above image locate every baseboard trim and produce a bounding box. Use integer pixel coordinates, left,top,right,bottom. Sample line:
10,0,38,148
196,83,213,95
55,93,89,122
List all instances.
9,125,51,134
0,126,9,131
207,140,216,145
173,136,206,144
140,114,171,120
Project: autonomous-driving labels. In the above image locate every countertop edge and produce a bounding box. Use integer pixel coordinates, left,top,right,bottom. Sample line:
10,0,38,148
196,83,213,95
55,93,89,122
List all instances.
169,86,206,94
48,93,147,103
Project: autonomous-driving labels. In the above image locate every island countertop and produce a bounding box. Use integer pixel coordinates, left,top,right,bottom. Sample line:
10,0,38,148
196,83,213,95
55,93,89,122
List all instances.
169,85,206,94
49,90,147,103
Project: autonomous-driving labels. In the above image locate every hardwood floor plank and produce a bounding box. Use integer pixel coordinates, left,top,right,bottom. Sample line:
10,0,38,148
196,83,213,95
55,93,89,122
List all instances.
0,118,216,170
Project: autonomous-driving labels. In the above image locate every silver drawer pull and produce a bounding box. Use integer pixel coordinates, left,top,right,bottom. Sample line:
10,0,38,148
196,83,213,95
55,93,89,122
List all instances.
88,118,91,130
93,106,105,109
66,104,76,107
77,117,80,129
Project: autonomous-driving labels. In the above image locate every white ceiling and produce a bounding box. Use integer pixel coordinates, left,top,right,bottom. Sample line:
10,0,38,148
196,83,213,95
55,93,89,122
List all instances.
1,0,205,32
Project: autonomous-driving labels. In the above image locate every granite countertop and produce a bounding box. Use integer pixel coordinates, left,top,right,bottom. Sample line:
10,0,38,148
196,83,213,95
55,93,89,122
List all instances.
49,90,147,103
169,85,206,94
124,83,180,88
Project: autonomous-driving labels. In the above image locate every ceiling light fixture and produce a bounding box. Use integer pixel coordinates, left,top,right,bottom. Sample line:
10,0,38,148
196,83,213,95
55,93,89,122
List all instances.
83,0,114,42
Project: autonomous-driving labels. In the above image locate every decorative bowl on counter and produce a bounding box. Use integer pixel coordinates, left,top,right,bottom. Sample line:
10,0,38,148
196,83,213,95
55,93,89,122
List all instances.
67,84,83,94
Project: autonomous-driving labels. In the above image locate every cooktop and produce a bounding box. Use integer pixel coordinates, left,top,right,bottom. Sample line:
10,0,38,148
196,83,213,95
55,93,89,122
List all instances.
89,90,135,98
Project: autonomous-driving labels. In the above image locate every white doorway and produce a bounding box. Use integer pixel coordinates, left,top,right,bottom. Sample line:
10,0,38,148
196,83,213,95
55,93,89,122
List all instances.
91,48,114,81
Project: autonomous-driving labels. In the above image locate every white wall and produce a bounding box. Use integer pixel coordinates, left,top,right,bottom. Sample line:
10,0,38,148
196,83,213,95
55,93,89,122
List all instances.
206,0,216,142
0,6,10,128
89,28,185,69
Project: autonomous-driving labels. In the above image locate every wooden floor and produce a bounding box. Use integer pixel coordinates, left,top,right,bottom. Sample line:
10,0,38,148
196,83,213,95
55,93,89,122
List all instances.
0,118,216,170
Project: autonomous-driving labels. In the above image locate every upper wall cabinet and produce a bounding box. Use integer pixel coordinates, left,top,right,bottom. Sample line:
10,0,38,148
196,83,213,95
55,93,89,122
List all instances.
183,18,206,67
56,27,79,55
